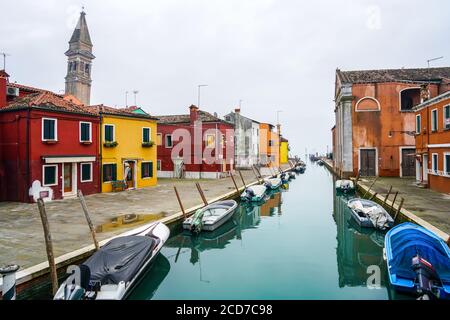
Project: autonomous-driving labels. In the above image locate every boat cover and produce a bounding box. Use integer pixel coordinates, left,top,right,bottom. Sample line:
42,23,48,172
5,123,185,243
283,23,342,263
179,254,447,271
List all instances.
349,200,391,230
83,235,155,285
389,227,450,283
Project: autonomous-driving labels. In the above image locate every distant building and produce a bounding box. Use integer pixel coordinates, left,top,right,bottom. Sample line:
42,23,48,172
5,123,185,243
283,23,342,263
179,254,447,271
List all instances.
156,105,234,179
224,108,260,168
334,67,450,178
413,91,450,194
64,10,95,105
259,122,280,167
280,136,289,164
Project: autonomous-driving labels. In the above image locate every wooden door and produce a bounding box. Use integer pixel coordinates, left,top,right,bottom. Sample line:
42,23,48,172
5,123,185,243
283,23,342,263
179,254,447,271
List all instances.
401,149,415,177
360,149,376,176
63,163,72,193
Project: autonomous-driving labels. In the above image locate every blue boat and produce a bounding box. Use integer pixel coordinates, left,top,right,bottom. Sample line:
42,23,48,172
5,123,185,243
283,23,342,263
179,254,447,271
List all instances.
385,223,450,299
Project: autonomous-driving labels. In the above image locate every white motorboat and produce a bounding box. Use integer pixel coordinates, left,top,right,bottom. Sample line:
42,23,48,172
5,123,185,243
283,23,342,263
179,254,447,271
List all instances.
347,198,394,230
241,185,267,202
335,179,355,194
54,222,170,300
183,200,238,233
264,177,282,190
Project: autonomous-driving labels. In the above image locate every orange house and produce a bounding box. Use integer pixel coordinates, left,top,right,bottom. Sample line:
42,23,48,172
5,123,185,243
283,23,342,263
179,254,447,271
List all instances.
334,67,450,178
259,122,279,167
414,91,450,194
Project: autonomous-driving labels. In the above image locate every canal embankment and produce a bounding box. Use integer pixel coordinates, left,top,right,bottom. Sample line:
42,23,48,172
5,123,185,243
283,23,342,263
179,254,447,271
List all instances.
321,158,450,244
0,165,292,299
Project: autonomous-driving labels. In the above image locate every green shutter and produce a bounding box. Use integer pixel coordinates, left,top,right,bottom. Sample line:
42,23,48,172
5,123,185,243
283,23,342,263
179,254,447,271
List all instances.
112,164,117,181
143,128,150,143
44,166,56,185
105,125,114,142
102,165,108,182
149,162,153,177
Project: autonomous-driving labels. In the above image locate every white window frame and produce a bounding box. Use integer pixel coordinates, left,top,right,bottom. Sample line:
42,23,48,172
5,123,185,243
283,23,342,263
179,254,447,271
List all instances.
431,109,438,132
156,133,162,146
102,162,116,183
142,127,151,143
80,162,93,183
444,105,450,130
157,159,162,171
355,96,381,112
141,161,153,179
416,114,421,134
42,118,58,141
42,164,58,187
431,153,438,173
79,121,92,143
104,124,116,142
444,152,450,177
165,134,173,148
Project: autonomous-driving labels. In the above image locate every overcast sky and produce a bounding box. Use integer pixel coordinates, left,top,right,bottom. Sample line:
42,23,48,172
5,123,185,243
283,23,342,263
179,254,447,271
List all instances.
1,0,449,155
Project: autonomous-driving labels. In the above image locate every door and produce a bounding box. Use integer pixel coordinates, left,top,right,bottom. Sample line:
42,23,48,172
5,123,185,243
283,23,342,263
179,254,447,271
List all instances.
63,163,72,193
360,149,376,176
423,154,428,182
401,148,415,177
124,161,135,189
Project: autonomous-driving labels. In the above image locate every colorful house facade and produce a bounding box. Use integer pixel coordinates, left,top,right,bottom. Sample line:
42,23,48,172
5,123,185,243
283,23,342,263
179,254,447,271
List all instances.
280,136,289,164
414,91,450,194
334,67,450,178
0,72,100,202
156,105,234,179
259,122,280,167
91,105,158,193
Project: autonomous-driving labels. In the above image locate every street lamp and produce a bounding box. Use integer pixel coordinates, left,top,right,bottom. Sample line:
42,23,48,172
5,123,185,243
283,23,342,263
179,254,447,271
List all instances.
197,84,208,108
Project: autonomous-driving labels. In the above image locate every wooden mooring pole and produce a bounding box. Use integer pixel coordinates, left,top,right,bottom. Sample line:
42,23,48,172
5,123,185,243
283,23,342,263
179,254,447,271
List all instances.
383,186,392,206
36,198,58,296
393,198,404,222
253,165,262,178
390,191,399,212
229,171,240,193
238,170,247,188
196,182,208,206
173,186,187,219
370,192,378,201
78,190,99,251
363,177,378,198
251,167,261,184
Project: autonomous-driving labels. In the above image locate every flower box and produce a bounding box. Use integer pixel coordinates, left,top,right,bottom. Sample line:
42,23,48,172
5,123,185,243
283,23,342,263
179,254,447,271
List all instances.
104,141,118,148
142,141,155,148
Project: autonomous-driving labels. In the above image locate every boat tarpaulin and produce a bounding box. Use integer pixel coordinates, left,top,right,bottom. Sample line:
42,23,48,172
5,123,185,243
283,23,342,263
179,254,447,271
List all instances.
83,235,155,285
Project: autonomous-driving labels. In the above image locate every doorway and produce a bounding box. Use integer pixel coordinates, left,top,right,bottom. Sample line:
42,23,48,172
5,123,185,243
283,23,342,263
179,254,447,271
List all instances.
124,161,136,189
63,162,77,197
423,154,428,182
400,148,415,177
359,149,376,176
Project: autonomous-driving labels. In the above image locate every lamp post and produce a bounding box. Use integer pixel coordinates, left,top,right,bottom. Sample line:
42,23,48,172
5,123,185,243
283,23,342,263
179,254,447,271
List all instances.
197,84,208,108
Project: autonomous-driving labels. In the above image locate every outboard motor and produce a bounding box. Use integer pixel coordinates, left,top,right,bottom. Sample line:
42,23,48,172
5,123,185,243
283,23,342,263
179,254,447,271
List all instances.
62,265,91,300
244,188,256,200
411,254,441,299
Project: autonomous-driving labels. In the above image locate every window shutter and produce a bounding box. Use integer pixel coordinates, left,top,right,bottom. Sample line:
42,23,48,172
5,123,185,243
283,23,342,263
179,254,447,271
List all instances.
141,162,145,178
102,165,108,182
112,164,117,181
149,162,153,177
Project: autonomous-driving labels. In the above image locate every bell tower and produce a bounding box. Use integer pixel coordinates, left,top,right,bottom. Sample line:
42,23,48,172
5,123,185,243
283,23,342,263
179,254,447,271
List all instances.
64,10,95,105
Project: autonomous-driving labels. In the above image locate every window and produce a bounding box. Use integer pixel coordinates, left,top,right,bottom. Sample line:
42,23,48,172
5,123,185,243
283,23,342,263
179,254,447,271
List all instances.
141,162,153,178
104,124,115,142
431,109,438,132
400,88,420,111
142,127,151,143
103,164,117,182
43,165,58,186
206,134,215,148
432,154,438,173
444,105,450,129
80,122,92,142
156,133,162,146
157,160,161,171
165,134,173,148
445,153,450,176
269,140,274,147
80,163,93,182
42,118,57,141
416,115,421,134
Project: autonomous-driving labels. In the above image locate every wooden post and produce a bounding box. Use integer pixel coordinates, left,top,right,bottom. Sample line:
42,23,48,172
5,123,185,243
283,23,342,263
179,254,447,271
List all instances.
354,171,360,188
369,192,378,201
195,182,208,206
393,198,404,222
251,167,261,184
174,186,187,219
390,191,399,212
253,165,262,178
363,177,378,198
383,186,392,206
36,199,58,296
229,172,240,193
78,190,99,251
238,170,247,188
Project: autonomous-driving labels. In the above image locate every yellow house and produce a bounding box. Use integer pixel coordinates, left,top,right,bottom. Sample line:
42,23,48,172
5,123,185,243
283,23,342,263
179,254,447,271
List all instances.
93,105,158,193
280,137,289,164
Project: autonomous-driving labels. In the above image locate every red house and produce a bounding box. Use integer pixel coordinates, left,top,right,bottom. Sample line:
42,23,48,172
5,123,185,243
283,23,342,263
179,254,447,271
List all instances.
156,105,234,179
0,71,100,202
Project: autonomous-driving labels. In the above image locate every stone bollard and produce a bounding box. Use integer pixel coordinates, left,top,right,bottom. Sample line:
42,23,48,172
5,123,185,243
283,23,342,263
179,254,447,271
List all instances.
0,264,20,300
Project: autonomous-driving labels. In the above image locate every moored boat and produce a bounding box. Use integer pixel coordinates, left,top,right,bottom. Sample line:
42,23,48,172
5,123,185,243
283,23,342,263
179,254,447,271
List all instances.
264,177,282,190
347,198,394,230
385,223,450,300
335,179,355,194
241,185,267,202
182,200,238,233
54,222,170,300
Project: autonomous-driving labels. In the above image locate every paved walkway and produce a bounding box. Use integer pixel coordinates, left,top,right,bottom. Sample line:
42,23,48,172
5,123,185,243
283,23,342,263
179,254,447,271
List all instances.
0,167,286,269
358,177,450,235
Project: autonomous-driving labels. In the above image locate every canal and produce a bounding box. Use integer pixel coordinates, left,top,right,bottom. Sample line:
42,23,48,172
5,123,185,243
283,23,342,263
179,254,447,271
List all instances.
129,161,410,300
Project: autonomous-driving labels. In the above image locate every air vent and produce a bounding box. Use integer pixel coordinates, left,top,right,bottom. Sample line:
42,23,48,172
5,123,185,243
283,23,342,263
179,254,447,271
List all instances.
6,86,19,97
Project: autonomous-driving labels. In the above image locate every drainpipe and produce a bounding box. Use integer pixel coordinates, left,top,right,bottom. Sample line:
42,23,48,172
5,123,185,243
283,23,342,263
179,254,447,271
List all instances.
0,264,20,300
99,113,103,192
26,109,30,200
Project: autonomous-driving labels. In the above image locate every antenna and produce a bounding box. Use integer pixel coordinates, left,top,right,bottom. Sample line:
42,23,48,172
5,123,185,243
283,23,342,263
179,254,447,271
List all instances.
427,56,444,68
1,52,11,70
132,90,139,106
125,91,129,107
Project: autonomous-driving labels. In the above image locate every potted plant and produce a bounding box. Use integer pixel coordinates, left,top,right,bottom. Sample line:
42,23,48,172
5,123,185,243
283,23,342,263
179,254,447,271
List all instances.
104,141,118,148
142,141,155,148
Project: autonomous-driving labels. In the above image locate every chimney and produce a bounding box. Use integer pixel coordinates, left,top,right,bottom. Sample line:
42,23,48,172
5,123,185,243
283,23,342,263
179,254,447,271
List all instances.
234,107,240,113
420,84,430,103
0,70,9,108
189,104,199,123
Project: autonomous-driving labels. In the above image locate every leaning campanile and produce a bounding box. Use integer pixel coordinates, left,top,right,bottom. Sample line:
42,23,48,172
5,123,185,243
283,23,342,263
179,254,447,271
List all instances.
64,10,95,105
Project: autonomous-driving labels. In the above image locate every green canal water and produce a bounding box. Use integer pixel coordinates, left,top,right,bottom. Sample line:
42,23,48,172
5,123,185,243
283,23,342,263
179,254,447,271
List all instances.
128,162,410,300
